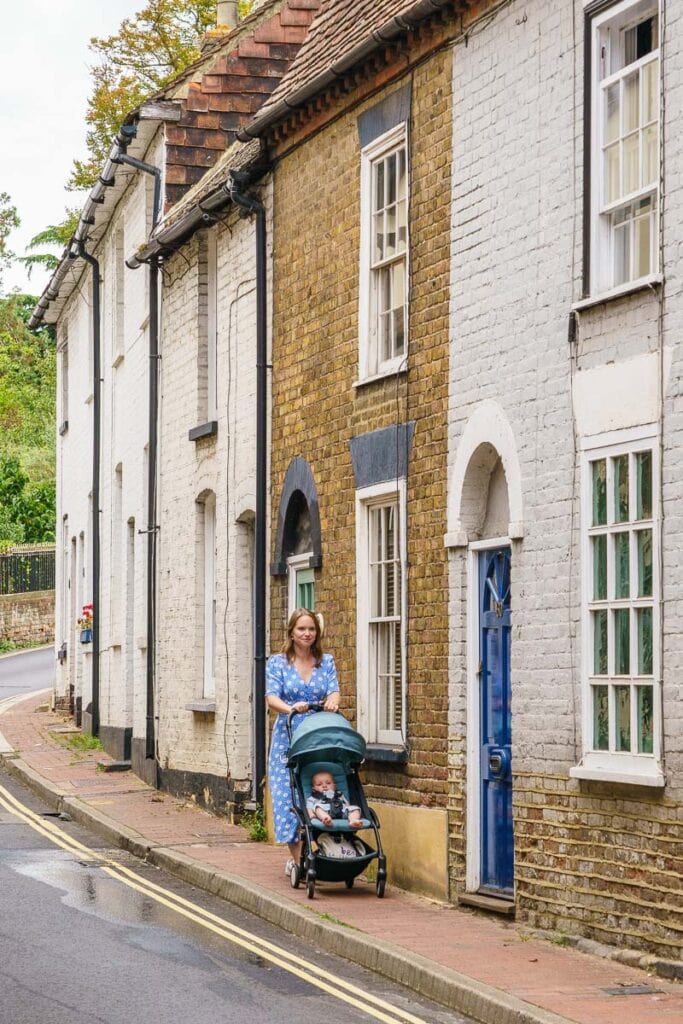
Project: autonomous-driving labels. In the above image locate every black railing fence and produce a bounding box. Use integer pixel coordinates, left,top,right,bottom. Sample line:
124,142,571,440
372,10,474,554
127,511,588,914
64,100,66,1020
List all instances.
0,544,56,595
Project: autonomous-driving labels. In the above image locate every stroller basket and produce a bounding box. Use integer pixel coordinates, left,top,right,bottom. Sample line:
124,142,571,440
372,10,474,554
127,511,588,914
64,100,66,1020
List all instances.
286,706,387,899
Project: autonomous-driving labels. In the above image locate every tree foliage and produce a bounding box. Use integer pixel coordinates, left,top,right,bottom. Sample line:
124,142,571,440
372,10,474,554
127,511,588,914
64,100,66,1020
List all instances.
69,0,254,191
0,292,56,466
0,456,55,548
0,295,56,548
19,210,80,278
0,193,20,287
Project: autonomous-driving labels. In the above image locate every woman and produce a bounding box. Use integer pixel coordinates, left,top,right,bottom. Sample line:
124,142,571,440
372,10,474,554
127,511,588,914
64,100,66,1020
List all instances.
266,608,340,875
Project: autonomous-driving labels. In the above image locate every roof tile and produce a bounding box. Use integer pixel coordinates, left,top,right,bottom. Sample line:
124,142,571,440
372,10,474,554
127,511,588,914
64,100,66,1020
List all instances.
254,0,445,129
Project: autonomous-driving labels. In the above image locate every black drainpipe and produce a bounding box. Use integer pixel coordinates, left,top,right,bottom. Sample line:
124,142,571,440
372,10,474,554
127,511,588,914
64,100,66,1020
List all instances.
77,240,101,737
117,152,162,768
227,172,267,807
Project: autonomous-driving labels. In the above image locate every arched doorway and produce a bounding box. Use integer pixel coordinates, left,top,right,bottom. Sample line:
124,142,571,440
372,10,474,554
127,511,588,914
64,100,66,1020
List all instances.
446,402,523,902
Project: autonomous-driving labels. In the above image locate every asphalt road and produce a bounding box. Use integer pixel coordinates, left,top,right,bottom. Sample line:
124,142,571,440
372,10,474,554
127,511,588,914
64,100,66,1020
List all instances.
0,646,54,700
0,769,469,1024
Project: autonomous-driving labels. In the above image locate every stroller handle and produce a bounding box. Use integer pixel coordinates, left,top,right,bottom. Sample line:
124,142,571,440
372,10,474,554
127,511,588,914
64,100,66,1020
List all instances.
285,702,340,740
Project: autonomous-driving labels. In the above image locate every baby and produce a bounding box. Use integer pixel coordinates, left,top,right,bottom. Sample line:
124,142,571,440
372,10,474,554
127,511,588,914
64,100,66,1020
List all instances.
306,770,363,828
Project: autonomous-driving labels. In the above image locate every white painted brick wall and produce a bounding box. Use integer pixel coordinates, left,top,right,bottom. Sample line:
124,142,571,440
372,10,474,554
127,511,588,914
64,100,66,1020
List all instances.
448,0,683,795
450,0,579,773
54,134,162,742
155,180,273,784
55,284,95,714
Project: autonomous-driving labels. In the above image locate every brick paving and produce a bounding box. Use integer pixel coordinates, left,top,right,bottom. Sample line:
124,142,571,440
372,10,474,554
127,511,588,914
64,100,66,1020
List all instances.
1,692,681,1024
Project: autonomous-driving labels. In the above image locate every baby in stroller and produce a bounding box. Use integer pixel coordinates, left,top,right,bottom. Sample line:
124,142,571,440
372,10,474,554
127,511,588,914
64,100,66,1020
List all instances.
306,769,364,828
286,706,387,898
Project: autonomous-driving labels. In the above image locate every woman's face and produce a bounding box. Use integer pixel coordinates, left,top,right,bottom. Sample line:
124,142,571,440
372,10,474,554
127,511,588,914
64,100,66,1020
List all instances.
291,614,317,650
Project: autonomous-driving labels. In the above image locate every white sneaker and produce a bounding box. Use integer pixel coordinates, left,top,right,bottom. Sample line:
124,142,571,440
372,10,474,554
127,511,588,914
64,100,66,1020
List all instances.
285,858,296,876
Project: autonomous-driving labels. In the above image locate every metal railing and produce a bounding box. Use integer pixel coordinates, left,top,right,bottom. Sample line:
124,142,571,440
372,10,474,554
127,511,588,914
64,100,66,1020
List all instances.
0,544,56,595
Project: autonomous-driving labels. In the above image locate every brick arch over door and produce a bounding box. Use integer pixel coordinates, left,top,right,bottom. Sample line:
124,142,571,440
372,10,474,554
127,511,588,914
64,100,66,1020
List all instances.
446,400,524,547
270,457,323,576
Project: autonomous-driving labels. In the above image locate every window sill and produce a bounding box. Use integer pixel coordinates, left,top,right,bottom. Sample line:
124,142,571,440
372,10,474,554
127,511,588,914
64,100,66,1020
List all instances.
188,421,218,442
353,362,408,390
185,700,216,714
112,352,124,368
58,420,69,436
570,752,665,788
573,273,663,312
365,743,408,764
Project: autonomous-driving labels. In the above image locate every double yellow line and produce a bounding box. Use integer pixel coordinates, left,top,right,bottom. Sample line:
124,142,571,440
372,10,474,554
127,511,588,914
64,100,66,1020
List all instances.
0,783,430,1024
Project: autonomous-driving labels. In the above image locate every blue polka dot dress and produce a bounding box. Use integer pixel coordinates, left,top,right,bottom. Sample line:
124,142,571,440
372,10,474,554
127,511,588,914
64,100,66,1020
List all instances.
266,652,340,844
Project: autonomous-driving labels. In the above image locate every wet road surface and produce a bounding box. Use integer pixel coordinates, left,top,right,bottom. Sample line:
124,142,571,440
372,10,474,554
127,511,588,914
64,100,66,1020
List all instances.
0,768,470,1024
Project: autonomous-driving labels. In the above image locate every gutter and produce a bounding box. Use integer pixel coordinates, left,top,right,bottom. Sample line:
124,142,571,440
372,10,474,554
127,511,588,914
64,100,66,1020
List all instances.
131,167,269,806
225,172,268,808
127,178,243,266
236,0,457,143
77,241,102,738
29,125,138,330
112,152,164,769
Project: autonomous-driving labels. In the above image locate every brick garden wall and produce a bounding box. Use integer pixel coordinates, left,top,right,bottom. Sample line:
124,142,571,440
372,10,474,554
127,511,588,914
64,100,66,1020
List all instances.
0,591,54,646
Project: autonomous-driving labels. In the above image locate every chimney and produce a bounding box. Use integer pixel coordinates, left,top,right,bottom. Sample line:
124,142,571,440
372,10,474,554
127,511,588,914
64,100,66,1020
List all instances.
217,1,238,28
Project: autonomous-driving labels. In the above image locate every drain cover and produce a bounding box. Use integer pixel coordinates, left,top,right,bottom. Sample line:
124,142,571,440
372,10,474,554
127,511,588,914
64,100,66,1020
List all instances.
603,985,663,996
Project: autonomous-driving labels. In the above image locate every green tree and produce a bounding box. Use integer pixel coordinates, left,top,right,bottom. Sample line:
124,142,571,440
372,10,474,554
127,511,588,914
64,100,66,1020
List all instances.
19,210,80,278
0,294,56,487
70,0,254,191
0,193,20,286
19,480,56,544
0,457,55,549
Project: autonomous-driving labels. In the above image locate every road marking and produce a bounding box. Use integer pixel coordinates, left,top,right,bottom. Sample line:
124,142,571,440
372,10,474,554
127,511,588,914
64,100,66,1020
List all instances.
0,687,51,715
0,783,431,1024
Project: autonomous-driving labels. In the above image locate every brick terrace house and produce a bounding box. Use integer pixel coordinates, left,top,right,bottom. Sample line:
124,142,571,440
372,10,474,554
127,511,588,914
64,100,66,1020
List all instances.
239,0,458,899
442,0,682,956
30,0,683,954
240,0,683,953
30,0,319,798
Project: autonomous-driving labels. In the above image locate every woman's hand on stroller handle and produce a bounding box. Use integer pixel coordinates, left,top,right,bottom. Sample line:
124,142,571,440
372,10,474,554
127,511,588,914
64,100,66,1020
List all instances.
285,701,341,726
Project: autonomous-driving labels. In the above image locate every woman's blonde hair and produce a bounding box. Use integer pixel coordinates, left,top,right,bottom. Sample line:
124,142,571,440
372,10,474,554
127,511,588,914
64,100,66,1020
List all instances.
283,608,323,666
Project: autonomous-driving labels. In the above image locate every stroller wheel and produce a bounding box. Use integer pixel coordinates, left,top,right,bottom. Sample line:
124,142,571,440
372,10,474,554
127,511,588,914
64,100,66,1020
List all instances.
376,874,386,898
289,862,300,889
345,877,354,889
306,872,316,899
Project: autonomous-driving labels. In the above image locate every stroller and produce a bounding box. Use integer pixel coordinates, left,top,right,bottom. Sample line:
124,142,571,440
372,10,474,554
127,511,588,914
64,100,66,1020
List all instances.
286,705,387,899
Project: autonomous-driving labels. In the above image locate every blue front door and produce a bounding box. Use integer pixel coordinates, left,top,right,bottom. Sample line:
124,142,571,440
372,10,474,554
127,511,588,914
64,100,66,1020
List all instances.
479,547,513,896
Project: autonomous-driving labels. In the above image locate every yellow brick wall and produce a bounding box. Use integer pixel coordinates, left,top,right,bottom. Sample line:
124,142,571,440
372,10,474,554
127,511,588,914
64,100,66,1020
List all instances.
514,774,683,958
270,52,452,823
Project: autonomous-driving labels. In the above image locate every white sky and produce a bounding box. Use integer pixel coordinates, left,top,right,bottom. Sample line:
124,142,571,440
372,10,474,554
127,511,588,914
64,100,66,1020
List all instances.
1,0,147,296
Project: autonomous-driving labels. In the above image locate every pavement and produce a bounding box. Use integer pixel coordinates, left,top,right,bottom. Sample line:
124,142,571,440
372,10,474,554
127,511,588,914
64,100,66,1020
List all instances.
0,690,681,1024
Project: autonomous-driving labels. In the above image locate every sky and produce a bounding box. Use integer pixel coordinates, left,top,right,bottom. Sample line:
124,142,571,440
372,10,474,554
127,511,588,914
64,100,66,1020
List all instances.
0,0,146,297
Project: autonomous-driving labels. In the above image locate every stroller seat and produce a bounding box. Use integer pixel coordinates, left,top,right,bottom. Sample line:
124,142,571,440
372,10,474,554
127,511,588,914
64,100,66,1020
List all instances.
299,760,371,831
286,707,386,897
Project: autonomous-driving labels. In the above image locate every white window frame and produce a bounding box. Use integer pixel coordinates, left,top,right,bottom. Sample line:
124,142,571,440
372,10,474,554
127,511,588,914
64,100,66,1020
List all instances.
110,464,123,641
58,328,69,428
112,226,125,366
358,123,409,383
287,552,315,615
589,0,660,295
202,493,217,700
206,228,218,421
572,424,663,786
60,515,69,646
355,479,407,745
